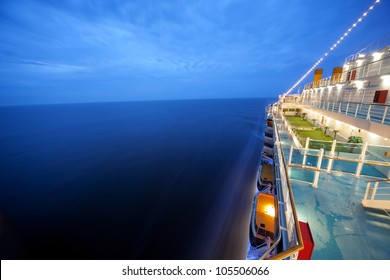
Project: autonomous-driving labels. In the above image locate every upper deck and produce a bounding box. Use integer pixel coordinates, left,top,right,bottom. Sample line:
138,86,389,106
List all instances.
279,45,390,148
269,45,390,258
297,46,390,135
302,45,390,93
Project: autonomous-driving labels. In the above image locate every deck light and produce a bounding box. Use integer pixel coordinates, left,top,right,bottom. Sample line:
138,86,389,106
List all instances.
372,52,383,61
381,75,390,87
369,132,379,140
354,80,365,89
265,205,275,217
356,59,365,66
282,0,381,96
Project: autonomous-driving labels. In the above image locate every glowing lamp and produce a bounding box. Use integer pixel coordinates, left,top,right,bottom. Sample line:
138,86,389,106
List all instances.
356,59,365,66
354,80,365,90
372,52,383,61
381,75,390,87
369,132,379,140
264,205,275,217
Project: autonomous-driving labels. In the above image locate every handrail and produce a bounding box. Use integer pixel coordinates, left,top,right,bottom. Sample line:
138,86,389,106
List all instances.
366,179,390,183
301,100,390,126
252,107,304,260
288,164,320,172
265,109,304,260
305,100,390,108
286,146,390,174
362,178,390,209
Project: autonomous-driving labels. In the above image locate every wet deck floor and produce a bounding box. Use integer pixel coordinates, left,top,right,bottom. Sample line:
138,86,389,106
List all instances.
276,114,390,259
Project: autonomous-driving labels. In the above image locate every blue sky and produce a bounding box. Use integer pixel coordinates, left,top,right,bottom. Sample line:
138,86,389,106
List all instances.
0,0,389,104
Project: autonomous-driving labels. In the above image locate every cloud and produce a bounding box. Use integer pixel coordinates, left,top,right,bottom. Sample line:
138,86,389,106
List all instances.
21,61,89,74
0,0,304,77
0,0,389,103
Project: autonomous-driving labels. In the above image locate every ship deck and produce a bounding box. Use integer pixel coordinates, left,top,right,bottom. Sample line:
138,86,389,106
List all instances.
275,114,390,259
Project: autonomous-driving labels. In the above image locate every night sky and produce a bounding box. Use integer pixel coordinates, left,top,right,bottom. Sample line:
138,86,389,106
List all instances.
1,0,390,105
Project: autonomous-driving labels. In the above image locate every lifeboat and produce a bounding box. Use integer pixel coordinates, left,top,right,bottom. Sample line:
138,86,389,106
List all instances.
249,193,278,249
257,163,274,193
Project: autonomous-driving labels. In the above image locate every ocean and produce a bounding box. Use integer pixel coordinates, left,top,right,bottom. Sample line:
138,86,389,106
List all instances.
0,98,272,260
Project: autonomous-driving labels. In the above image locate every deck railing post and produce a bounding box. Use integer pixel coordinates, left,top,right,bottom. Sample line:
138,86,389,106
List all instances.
303,138,310,165
288,145,293,166
382,106,388,124
355,104,359,117
288,145,293,176
356,142,369,177
367,105,372,120
371,182,379,200
363,182,371,200
327,140,337,173
313,148,324,188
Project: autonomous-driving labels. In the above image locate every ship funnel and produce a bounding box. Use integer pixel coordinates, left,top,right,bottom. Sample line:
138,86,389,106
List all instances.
313,68,323,88
331,67,343,84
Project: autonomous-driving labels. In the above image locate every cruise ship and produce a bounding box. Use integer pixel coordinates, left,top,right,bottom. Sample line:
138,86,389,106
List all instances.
247,44,390,260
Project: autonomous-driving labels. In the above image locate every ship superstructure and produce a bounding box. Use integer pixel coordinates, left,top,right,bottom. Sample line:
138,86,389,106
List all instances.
248,44,390,260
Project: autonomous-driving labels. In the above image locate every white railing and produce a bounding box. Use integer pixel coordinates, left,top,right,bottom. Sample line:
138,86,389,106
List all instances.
280,110,390,182
345,40,390,64
304,100,390,126
285,136,390,177
344,48,368,64
266,109,303,260
255,107,303,260
362,179,390,210
303,47,390,89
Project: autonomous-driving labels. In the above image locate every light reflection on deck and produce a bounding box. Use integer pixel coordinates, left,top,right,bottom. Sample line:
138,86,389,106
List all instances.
276,113,390,260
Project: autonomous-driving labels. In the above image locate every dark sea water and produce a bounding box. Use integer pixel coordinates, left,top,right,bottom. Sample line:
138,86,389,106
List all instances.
0,98,271,260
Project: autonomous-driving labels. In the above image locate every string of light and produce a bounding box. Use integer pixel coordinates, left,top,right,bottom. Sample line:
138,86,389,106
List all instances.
283,0,381,96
